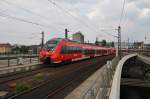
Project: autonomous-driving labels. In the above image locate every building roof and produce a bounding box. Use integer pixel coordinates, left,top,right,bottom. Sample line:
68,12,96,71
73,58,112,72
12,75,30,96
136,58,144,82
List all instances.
72,31,84,36
144,44,150,46
0,43,11,47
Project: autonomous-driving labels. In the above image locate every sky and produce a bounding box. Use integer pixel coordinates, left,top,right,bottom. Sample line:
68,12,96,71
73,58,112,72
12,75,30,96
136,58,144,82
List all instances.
0,0,150,45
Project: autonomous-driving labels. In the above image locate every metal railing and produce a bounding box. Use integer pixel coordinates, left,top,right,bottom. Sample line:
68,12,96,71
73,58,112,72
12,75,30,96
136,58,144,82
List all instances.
81,57,120,99
0,54,39,68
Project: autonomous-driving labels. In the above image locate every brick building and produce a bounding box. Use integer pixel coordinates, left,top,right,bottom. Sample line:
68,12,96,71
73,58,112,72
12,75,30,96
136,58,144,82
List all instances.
0,43,12,54
144,44,150,50
72,31,84,43
134,42,144,49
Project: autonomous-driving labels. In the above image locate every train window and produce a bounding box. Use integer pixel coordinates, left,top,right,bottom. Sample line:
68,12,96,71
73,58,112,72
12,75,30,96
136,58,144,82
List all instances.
71,46,74,53
79,47,82,53
44,38,61,51
84,49,88,54
61,46,67,54
74,46,77,53
61,46,82,54
66,46,70,54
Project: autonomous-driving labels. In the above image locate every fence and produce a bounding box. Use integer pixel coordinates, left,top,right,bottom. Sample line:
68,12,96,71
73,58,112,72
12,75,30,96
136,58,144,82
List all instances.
0,54,39,68
80,56,120,99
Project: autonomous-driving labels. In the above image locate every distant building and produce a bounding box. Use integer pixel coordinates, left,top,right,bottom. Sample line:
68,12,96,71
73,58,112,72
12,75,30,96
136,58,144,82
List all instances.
144,44,150,50
95,41,103,46
29,45,40,54
72,31,84,43
112,41,150,50
0,43,12,54
114,42,134,49
134,42,144,49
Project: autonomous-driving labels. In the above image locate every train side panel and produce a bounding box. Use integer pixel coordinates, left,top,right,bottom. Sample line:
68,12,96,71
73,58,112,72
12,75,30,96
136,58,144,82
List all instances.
39,38,116,64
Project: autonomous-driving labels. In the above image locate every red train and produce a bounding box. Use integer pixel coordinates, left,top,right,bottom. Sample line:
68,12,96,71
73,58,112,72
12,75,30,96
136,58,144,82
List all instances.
39,38,116,64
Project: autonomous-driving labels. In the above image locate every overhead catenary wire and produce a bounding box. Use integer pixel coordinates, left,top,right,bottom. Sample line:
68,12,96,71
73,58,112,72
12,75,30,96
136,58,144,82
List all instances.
47,0,102,35
0,0,123,41
4,0,114,38
121,3,130,41
98,28,118,39
0,10,64,34
0,0,65,31
0,12,49,28
1,0,44,18
0,13,42,27
102,31,118,38
119,0,126,26
96,0,126,40
45,0,127,42
1,0,105,38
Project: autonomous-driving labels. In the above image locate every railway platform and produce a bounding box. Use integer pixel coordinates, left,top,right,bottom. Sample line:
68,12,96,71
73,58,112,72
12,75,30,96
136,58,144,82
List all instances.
0,63,41,75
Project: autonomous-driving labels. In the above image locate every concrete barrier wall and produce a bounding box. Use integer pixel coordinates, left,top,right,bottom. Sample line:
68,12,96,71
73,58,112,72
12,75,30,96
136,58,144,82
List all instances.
109,54,137,99
0,63,41,76
138,55,150,65
65,56,120,99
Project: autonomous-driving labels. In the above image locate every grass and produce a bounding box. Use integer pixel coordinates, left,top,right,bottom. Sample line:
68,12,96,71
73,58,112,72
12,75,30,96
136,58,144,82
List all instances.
15,73,45,93
15,82,31,93
34,73,44,82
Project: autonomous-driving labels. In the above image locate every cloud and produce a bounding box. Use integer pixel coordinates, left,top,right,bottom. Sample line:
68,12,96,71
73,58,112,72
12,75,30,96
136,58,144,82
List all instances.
0,0,150,45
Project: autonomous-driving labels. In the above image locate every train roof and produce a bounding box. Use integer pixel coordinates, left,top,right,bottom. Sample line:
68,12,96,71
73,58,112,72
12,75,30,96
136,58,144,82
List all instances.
48,38,116,50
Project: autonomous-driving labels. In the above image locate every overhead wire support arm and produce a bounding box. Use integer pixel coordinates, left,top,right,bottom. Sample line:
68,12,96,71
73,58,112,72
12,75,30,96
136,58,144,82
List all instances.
117,0,126,58
100,29,118,38
119,0,126,26
65,28,69,39
41,32,44,48
118,26,121,59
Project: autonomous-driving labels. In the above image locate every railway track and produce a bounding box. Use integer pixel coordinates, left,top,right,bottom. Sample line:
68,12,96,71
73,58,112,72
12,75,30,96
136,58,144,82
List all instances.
0,62,71,84
0,66,49,84
0,58,96,84
0,55,114,99
44,59,106,99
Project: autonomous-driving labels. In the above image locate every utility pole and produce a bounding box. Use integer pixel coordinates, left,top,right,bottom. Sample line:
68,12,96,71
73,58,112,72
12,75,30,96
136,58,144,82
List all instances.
41,31,44,48
95,37,98,45
145,33,147,44
65,28,69,39
96,37,98,42
133,40,135,48
128,37,129,49
118,26,121,59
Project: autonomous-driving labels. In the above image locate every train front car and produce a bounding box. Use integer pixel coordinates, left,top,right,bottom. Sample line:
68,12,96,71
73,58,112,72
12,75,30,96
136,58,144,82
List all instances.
39,38,62,64
39,38,117,64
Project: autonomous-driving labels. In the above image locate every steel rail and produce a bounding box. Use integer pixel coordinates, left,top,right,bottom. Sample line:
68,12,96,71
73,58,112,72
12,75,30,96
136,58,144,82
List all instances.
6,55,114,99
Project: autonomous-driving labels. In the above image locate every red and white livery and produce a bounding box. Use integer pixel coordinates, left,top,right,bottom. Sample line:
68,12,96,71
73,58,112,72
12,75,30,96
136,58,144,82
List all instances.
39,38,116,64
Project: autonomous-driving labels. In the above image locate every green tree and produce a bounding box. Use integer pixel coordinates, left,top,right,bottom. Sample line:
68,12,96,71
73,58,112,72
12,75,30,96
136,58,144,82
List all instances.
20,46,29,54
101,40,107,46
95,41,99,45
111,42,115,47
12,46,20,54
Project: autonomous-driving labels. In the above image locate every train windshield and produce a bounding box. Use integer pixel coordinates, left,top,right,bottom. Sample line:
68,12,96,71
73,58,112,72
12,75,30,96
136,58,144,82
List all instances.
44,38,61,51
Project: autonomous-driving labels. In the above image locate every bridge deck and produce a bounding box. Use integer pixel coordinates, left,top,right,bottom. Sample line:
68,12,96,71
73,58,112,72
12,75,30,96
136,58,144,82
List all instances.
121,78,150,87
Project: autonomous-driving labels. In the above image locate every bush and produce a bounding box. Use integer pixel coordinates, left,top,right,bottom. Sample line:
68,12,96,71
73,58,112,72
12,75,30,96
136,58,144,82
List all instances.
15,82,31,93
34,73,44,82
